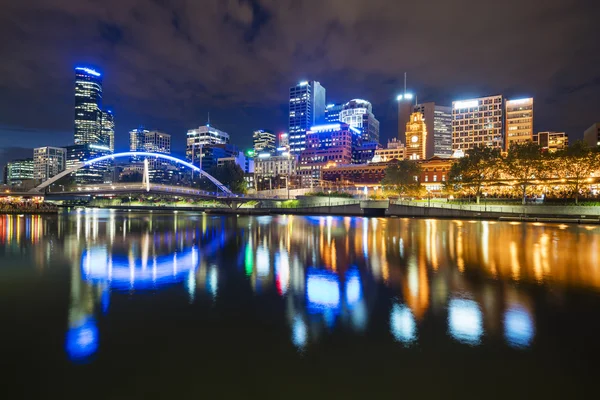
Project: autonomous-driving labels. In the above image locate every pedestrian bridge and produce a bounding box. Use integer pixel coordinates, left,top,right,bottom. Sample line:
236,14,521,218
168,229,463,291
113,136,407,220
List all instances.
29,151,234,196
46,182,226,199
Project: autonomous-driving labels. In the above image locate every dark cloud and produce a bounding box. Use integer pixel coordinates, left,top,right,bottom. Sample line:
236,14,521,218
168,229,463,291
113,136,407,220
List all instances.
0,0,598,157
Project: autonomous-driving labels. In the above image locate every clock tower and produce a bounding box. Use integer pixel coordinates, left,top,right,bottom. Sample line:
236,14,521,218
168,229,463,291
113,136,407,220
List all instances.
405,112,427,160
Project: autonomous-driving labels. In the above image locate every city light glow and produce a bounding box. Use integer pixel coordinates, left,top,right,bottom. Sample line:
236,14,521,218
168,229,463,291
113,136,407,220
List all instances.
504,306,534,348
453,100,479,109
448,298,483,345
75,66,101,77
390,304,417,344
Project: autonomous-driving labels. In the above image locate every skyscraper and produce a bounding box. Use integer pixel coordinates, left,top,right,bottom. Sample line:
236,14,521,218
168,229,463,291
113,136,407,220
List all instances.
129,128,148,152
186,124,230,168
74,67,103,145
325,103,343,123
253,129,276,155
405,112,427,160
101,110,115,153
397,93,415,143
452,95,504,151
505,98,533,150
414,102,453,158
339,99,380,144
144,131,171,154
33,147,66,182
65,144,111,184
288,80,326,154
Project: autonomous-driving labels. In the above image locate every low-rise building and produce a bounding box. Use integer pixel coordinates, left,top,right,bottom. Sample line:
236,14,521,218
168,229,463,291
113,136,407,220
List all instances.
4,158,34,186
372,139,405,162
534,131,568,153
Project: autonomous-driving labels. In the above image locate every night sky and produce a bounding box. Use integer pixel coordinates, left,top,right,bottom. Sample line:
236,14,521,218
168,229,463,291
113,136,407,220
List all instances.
1,0,599,167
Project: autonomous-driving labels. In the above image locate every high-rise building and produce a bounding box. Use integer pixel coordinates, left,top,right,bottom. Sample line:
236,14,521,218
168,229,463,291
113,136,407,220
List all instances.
405,112,428,160
5,158,34,186
414,102,452,158
253,129,276,155
65,144,111,184
33,147,66,182
452,94,504,151
288,81,326,154
186,124,230,168
534,131,568,153
505,98,533,150
397,93,415,143
339,99,380,144
584,123,600,148
143,131,171,154
101,110,115,153
129,128,148,152
325,103,343,123
74,67,103,145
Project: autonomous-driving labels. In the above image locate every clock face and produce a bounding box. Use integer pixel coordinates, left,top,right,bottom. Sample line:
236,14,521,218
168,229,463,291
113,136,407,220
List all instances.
411,135,419,143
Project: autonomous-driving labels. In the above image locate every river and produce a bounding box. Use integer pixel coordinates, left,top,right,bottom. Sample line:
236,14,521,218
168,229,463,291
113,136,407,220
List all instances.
1,210,599,398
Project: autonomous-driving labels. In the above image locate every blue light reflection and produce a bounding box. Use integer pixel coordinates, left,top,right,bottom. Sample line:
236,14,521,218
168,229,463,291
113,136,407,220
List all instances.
448,298,483,345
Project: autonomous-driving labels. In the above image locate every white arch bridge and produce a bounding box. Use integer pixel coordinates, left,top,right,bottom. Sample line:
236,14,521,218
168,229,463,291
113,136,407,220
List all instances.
30,151,234,196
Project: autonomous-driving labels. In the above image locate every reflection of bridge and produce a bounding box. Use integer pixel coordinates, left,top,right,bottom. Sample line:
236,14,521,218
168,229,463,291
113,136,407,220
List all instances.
30,151,234,196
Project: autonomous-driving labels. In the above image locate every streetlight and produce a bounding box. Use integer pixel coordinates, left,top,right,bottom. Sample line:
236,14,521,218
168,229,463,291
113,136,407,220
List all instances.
328,190,332,207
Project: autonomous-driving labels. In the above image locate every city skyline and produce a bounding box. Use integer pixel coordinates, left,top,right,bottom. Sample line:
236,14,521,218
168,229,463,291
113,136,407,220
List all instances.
1,0,598,169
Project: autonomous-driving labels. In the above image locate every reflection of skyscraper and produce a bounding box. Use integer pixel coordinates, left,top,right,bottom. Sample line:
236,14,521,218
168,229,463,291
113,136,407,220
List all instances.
74,67,103,145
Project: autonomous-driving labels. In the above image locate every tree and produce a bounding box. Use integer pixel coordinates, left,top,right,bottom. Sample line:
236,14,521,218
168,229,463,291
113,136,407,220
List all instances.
381,160,423,197
504,142,548,204
207,162,247,194
448,146,501,204
553,141,600,204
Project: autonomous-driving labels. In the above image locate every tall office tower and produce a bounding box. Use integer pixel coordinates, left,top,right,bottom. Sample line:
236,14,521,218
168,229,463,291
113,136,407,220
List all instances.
65,144,111,184
397,93,415,143
186,124,230,168
5,158,34,186
144,131,171,154
129,128,149,152
414,102,452,158
339,99,380,144
452,94,504,151
74,67,103,145
325,103,343,123
33,147,66,182
253,129,276,155
584,123,600,148
405,112,427,160
101,110,115,152
535,131,569,153
288,80,326,154
505,98,533,150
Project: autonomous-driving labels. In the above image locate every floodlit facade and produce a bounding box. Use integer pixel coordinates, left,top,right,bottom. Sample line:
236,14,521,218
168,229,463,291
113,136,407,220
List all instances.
405,112,427,160
288,81,326,154
101,110,115,153
186,125,230,168
74,67,103,146
325,103,343,123
253,129,276,155
534,131,568,153
254,153,298,177
372,139,405,162
505,98,533,150
452,94,504,151
144,131,171,154
584,123,600,148
339,99,380,144
33,147,66,182
414,102,452,158
5,158,34,186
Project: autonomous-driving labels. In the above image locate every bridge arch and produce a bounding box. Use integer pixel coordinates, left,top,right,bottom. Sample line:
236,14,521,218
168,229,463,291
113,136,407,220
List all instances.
31,151,234,196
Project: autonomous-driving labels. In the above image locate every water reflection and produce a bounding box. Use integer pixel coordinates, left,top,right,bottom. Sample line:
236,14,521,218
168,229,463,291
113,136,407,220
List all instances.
5,212,600,364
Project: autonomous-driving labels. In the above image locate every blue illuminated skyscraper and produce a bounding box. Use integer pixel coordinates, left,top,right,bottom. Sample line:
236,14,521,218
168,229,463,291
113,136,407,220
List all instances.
74,67,103,145
288,80,326,154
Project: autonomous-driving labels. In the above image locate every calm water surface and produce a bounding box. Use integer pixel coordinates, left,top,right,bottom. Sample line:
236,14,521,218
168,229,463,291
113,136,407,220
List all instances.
1,211,600,399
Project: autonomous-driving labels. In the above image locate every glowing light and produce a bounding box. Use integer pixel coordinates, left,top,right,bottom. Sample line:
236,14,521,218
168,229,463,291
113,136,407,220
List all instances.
65,318,99,362
390,304,417,344
448,298,483,345
404,93,414,100
309,123,341,132
306,268,340,313
453,100,479,109
298,81,309,86
326,104,335,109
504,306,534,348
507,98,532,105
292,315,307,349
258,153,271,158
75,66,101,77
89,144,110,151
256,245,270,277
345,268,362,306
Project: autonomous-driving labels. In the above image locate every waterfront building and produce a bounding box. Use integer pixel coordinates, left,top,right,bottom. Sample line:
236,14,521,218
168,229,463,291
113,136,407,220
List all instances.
289,80,326,154
186,124,230,168
33,147,66,182
505,98,534,150
584,123,600,148
129,128,148,152
325,103,343,123
298,123,362,186
397,92,415,143
339,99,380,144
405,112,427,160
254,153,298,190
253,129,276,155
74,67,103,146
534,131,568,153
65,144,111,184
414,102,452,158
372,139,405,162
452,94,504,151
101,110,115,153
4,158,34,186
